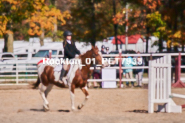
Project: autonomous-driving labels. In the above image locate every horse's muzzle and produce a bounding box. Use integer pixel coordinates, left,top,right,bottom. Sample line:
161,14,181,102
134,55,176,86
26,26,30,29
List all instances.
102,61,109,68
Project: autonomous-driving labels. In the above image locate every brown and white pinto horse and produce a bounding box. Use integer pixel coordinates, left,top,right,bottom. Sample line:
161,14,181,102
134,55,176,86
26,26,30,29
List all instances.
32,46,107,111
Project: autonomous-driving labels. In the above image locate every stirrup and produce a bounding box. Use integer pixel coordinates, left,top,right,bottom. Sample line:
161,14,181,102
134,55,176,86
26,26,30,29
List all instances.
58,77,68,86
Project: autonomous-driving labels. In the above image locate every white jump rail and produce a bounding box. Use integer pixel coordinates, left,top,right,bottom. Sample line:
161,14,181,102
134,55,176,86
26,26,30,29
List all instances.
148,54,185,113
170,93,185,99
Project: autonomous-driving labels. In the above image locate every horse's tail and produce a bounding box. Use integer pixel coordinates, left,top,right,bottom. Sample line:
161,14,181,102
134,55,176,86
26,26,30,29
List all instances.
32,76,41,89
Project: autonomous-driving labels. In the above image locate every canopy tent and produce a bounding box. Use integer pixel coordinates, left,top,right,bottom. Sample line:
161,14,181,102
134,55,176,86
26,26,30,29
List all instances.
112,34,144,44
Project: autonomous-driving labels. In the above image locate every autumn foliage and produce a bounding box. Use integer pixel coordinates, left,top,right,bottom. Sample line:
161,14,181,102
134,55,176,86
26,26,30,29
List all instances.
27,5,71,36
113,0,185,52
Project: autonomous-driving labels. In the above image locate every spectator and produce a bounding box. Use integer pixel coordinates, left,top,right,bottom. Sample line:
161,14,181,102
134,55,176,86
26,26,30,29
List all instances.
135,51,144,87
122,54,134,87
92,64,101,88
101,45,106,54
111,56,122,78
105,47,109,54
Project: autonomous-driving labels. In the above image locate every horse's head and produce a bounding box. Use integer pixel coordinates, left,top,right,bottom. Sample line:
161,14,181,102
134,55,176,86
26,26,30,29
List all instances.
91,46,108,68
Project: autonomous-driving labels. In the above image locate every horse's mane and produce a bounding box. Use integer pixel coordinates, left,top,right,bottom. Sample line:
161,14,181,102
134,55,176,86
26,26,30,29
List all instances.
79,49,92,58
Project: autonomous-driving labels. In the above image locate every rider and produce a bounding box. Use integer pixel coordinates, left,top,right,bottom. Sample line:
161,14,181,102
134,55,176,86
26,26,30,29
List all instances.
60,30,81,81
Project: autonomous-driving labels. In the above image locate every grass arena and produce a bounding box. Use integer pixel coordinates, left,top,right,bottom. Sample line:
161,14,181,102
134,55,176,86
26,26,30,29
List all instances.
0,86,185,123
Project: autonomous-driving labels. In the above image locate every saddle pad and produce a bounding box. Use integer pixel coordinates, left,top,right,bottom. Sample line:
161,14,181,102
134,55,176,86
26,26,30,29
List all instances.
37,58,48,65
54,71,61,81
54,64,63,72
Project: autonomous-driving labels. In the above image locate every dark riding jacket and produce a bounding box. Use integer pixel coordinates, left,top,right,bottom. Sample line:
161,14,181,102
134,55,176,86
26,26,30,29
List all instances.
63,41,81,59
101,50,106,54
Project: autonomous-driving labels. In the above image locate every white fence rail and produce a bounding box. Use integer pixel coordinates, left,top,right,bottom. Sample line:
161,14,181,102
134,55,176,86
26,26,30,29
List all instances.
0,53,185,85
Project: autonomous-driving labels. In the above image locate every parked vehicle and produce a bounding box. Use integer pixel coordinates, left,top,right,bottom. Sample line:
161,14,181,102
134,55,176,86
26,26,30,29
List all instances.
25,43,64,71
14,52,35,60
0,52,36,72
0,53,16,72
33,48,63,58
0,52,15,62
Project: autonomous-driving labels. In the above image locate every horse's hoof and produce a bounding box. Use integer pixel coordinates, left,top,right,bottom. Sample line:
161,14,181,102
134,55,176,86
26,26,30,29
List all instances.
43,105,49,112
78,104,83,110
78,105,81,110
78,104,84,110
71,108,77,112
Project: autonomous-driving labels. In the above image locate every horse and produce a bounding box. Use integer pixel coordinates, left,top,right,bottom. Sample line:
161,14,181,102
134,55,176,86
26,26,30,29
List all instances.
32,46,108,111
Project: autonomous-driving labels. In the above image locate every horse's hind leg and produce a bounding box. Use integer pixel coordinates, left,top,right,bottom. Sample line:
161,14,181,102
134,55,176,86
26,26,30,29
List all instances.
78,86,89,110
45,84,53,98
40,83,49,111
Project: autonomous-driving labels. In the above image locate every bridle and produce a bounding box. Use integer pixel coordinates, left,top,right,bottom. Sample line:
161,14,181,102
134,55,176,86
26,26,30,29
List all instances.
92,51,102,69
92,52,99,58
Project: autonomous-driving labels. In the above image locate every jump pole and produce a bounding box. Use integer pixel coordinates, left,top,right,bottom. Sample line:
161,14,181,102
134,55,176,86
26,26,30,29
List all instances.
170,93,185,108
182,104,185,108
170,52,185,108
119,49,122,88
172,52,185,88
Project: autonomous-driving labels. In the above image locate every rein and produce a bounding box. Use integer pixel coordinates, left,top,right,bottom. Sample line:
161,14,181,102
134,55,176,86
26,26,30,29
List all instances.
77,51,96,81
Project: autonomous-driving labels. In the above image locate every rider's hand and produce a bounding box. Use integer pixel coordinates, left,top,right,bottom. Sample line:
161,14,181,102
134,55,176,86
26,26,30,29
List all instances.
75,55,79,58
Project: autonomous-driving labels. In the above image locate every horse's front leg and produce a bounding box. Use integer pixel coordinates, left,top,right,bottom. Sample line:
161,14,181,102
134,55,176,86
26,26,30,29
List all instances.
40,83,49,111
69,83,76,111
78,85,89,110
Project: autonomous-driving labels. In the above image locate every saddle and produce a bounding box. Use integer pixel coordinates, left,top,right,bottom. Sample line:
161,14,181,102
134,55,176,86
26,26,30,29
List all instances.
53,64,67,85
53,64,72,86
38,58,82,86
54,64,63,72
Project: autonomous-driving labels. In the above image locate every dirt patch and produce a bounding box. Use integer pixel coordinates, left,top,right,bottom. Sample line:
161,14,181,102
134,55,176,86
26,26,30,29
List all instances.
0,88,185,123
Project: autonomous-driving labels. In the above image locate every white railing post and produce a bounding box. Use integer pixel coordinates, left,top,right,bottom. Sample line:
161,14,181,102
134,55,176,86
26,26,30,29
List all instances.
15,56,18,84
166,54,171,112
148,60,154,113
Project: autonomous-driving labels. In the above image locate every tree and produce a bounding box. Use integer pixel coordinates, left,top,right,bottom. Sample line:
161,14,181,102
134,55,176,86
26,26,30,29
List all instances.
62,0,123,45
26,3,71,46
113,0,165,52
0,0,45,52
113,0,185,52
161,0,185,52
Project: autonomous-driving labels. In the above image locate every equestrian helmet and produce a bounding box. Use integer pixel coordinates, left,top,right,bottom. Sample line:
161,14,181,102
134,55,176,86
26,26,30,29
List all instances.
63,30,72,37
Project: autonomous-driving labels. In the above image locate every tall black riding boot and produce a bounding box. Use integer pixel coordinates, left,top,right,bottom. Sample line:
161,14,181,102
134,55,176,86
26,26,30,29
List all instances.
60,68,67,81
